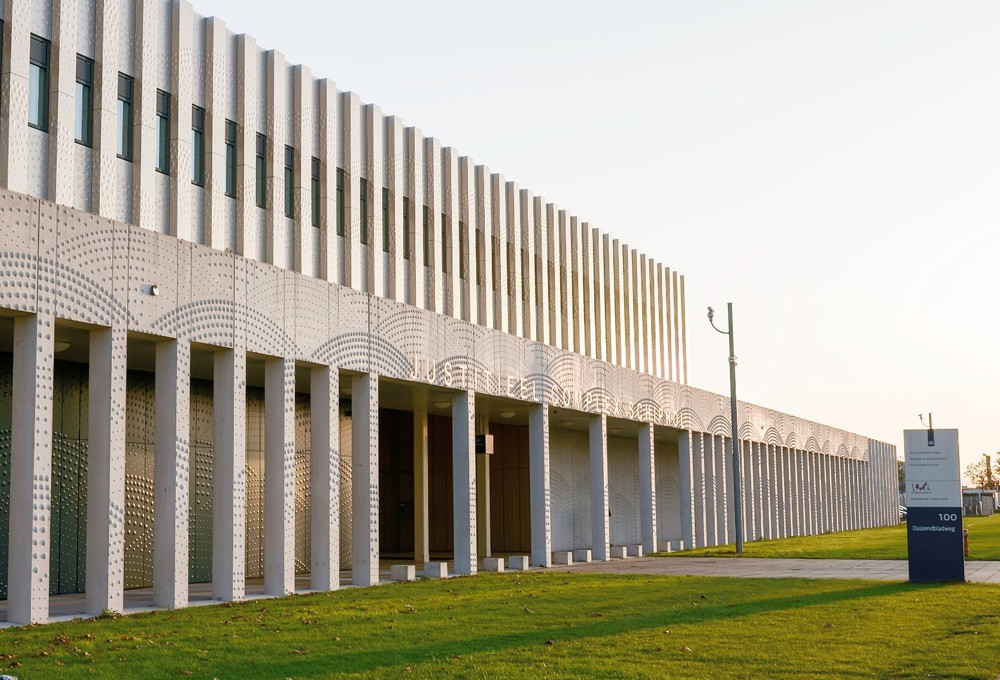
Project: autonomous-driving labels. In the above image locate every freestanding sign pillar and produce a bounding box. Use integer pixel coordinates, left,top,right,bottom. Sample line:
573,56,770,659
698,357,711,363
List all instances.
903,428,964,583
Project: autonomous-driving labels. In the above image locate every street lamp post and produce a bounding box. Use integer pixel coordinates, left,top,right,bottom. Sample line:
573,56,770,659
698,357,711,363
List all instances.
708,303,744,555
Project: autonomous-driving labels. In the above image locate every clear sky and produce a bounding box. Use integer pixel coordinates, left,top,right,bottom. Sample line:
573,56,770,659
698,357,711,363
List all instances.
194,0,1000,480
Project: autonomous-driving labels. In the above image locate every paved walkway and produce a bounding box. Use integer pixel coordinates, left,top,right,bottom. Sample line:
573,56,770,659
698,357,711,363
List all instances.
558,556,1000,583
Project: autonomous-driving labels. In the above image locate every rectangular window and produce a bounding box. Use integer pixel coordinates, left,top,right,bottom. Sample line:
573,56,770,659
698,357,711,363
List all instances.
336,168,345,236
422,205,430,266
311,157,321,227
116,73,133,160
403,198,411,260
28,35,49,131
224,120,237,198
459,221,466,280
360,178,368,244
74,55,94,146
255,133,266,208
284,145,294,218
191,105,205,186
155,90,170,174
382,188,390,252
441,213,448,274
475,229,483,285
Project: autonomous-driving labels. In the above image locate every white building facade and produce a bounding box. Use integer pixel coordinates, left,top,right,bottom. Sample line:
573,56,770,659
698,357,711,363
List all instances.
0,0,897,625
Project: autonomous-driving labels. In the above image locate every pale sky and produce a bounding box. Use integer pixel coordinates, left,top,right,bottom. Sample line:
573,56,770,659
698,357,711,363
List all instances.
194,0,1000,480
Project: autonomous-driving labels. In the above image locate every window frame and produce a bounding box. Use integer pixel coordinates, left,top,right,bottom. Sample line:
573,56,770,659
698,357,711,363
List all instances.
28,35,50,132
284,145,294,219
74,54,94,146
336,168,345,236
311,157,321,228
224,119,237,198
116,73,134,161
191,105,206,186
154,89,170,174
255,133,267,209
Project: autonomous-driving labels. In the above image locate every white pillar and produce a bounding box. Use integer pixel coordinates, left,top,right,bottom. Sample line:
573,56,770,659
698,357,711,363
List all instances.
528,404,552,567
589,414,610,561
154,339,190,610
677,430,694,551
691,432,707,548
264,357,295,597
413,409,429,566
745,441,758,542
716,435,729,546
638,423,657,555
7,314,55,624
452,390,477,575
213,348,246,602
351,373,379,586
703,435,717,546
310,365,340,591
475,415,491,558
85,326,127,615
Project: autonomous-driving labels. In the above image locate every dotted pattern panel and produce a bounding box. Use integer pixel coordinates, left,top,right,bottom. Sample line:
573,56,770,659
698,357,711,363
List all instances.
654,441,681,545
0,191,40,313
548,427,590,553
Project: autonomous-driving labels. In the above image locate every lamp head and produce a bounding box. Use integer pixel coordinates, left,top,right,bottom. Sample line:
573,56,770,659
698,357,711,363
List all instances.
707,306,714,322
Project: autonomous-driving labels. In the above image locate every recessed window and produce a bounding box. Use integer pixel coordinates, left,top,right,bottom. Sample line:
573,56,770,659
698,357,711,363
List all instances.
255,133,266,208
382,187,390,252
284,145,294,219
475,229,483,285
422,205,430,266
360,178,368,244
224,120,237,198
155,90,170,174
336,168,345,236
459,221,466,280
28,35,50,131
441,213,448,274
403,197,411,260
191,105,205,186
116,73,134,161
74,55,94,146
311,157,321,228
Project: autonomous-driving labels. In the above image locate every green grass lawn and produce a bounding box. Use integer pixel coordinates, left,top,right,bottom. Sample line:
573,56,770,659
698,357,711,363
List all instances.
660,513,1000,560
1,572,999,679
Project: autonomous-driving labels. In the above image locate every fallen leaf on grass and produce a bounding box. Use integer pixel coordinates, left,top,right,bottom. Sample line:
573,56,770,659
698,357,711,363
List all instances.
524,608,535,614
292,648,309,655
682,646,692,652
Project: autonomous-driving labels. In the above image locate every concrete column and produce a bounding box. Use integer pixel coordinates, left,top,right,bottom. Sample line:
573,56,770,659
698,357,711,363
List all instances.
528,403,552,567
703,435,717,546
724,438,737,545
86,326,127,615
767,444,779,539
213,348,246,602
310,365,340,591
745,441,757,542
589,414,610,561
452,390,477,575
677,430,694,551
413,409,429,566
691,432,707,548
475,415,491,558
154,339,190,610
264,357,295,596
715,435,728,546
638,423,657,555
352,373,379,586
7,313,55,624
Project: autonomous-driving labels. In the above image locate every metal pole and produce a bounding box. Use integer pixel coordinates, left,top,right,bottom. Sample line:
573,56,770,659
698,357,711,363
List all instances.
727,303,744,555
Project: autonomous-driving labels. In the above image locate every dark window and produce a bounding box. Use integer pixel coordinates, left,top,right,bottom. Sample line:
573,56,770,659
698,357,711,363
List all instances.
224,120,237,198
360,178,368,244
284,145,294,218
155,90,170,173
422,205,430,266
311,157,321,228
336,168,345,236
28,35,49,131
74,55,93,146
403,197,411,260
441,213,448,274
382,187,390,252
116,73,133,160
191,106,205,186
255,133,266,208
459,221,466,280
475,229,483,285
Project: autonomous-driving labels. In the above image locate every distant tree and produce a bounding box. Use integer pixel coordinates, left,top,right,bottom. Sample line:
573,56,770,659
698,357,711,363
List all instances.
964,454,1000,489
898,458,905,492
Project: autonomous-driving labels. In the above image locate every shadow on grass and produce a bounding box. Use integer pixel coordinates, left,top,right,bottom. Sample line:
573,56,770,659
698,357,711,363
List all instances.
243,580,947,677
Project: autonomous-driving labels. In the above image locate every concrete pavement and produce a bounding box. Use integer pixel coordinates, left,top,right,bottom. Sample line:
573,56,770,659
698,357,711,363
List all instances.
557,556,1000,583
